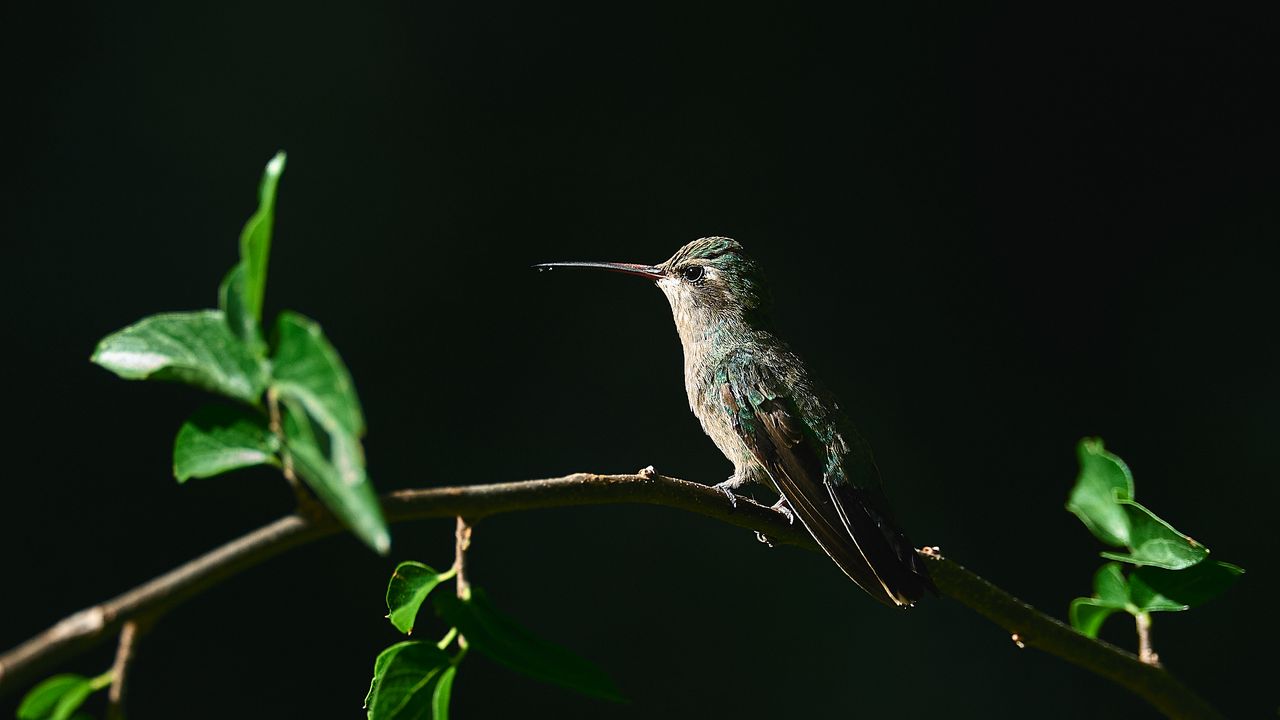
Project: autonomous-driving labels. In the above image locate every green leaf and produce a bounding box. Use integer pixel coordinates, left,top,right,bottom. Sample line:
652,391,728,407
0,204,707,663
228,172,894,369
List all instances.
1068,563,1134,638
1066,439,1217,571
365,641,453,720
173,404,278,482
1091,562,1130,608
16,675,94,720
434,589,623,702
91,310,267,403
1098,500,1209,570
387,562,452,635
1069,598,1118,638
238,151,286,328
282,399,389,554
272,311,365,436
1130,560,1245,612
218,152,284,355
432,666,456,720
271,311,384,552
1066,438,1135,547
17,675,84,719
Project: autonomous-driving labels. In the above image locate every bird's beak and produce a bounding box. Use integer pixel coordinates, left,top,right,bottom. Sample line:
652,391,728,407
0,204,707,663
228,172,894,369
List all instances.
533,261,665,281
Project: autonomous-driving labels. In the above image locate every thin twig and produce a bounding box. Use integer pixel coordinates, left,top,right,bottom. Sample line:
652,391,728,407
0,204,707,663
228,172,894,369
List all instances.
1136,612,1160,666
452,517,473,651
0,472,1222,719
453,517,472,601
104,620,140,720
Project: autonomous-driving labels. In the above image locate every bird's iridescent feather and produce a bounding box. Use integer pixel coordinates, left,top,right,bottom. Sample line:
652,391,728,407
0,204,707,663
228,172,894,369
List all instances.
714,348,933,606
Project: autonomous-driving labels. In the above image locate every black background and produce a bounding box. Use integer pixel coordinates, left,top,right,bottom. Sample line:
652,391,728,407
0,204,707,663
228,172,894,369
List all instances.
4,3,1278,718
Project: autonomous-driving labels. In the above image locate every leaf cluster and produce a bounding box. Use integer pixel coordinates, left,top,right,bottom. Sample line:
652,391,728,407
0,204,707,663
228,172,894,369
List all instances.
18,155,392,719
366,562,623,719
89,153,389,553
1066,439,1243,637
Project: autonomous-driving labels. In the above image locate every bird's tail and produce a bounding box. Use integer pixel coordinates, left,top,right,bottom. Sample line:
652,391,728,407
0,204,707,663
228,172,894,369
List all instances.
824,481,936,606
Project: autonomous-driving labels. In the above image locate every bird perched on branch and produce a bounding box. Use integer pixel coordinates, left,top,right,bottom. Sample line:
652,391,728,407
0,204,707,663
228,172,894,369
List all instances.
537,237,934,607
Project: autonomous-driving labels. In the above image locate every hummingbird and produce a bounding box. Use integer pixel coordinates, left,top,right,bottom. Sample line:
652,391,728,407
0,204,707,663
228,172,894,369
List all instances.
536,236,934,607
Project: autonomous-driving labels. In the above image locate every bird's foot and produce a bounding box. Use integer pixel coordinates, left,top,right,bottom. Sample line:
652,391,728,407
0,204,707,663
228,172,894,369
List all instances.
771,497,796,525
754,498,793,547
713,478,740,509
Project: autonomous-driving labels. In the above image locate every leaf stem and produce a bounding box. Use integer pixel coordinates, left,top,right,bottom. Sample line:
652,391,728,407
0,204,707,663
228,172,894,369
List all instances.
436,628,458,651
0,472,1222,719
450,644,468,665
1136,611,1159,666
89,670,113,692
104,619,140,720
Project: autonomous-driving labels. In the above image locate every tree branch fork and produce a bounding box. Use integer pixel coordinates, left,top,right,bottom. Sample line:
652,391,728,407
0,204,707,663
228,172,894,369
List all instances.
0,471,1221,719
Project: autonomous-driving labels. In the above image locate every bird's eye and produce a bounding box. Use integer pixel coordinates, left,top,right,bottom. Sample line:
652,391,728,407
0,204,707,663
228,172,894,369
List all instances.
681,266,705,283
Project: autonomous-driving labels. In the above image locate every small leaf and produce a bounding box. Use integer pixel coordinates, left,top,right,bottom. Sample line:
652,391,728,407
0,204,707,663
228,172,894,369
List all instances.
238,151,286,328
1091,562,1130,608
365,641,453,720
1069,598,1118,638
387,562,451,635
173,404,278,482
1130,560,1245,612
434,589,623,702
1098,500,1209,570
432,666,456,720
92,310,267,403
272,311,364,437
1069,563,1135,638
17,674,94,720
1066,438,1135,547
282,399,389,554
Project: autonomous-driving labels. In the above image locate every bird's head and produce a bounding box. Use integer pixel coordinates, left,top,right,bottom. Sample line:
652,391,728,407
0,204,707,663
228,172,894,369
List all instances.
536,236,773,333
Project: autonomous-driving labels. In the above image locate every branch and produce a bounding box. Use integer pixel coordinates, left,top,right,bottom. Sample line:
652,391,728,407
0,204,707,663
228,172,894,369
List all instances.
0,472,1221,719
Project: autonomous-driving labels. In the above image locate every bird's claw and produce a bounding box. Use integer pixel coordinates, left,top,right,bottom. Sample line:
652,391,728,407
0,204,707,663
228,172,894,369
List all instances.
713,481,739,509
756,498,791,546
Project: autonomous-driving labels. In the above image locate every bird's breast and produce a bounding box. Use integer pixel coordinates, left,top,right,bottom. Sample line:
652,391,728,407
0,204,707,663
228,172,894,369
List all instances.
680,344,759,473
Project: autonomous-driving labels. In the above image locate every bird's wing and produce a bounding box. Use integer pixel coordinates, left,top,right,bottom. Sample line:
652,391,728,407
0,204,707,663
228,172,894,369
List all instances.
719,364,930,606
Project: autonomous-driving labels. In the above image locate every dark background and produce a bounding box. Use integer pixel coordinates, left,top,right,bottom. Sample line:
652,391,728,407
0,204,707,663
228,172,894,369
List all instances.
4,3,1277,718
